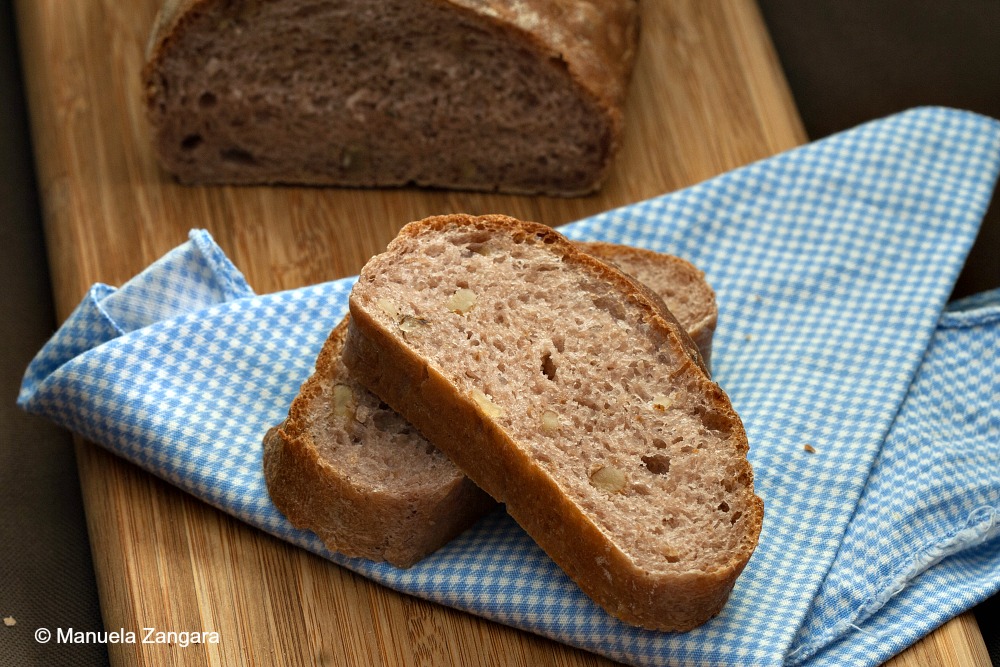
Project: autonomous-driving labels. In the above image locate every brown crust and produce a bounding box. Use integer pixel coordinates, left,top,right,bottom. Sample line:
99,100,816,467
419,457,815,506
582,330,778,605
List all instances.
141,0,640,195
342,214,763,630
263,318,495,568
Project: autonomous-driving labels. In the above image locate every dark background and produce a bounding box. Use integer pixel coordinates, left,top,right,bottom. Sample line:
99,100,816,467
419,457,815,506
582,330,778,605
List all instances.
1,1,997,664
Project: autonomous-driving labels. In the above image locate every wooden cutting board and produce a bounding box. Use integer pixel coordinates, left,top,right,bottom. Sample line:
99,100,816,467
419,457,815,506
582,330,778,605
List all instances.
13,1,991,665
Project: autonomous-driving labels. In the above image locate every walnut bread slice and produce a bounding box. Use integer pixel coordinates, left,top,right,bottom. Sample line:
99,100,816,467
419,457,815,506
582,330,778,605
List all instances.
342,214,763,631
263,241,718,568
142,0,640,195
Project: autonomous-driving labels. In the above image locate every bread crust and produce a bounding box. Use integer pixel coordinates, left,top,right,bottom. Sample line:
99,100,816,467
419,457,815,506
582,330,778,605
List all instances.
141,0,640,194
343,214,763,630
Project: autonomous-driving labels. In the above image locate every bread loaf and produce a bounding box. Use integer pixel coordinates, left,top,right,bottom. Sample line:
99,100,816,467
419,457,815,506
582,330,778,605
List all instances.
264,240,718,568
142,0,640,195
342,214,762,630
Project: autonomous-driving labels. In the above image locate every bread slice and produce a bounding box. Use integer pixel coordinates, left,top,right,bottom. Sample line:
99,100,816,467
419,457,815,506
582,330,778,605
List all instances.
263,320,496,567
264,241,718,569
142,0,640,195
578,241,717,366
342,214,762,630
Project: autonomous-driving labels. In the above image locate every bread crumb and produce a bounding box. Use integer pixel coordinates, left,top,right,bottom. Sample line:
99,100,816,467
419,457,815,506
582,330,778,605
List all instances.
803,444,816,454
3,616,15,627
744,334,753,341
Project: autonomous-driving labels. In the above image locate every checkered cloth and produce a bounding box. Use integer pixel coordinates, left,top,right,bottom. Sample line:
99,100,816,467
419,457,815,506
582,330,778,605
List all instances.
18,107,1000,666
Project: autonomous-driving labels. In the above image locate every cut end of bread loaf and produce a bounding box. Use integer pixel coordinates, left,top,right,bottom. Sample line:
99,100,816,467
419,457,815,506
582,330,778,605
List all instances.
263,319,494,568
142,0,639,195
343,214,763,630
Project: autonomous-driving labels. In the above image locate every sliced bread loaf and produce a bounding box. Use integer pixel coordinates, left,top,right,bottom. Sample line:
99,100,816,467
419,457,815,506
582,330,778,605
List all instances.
142,0,640,195
264,240,718,568
342,214,762,630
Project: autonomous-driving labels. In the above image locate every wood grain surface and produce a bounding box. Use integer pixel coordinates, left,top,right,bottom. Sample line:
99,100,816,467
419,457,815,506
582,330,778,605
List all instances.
12,0,988,665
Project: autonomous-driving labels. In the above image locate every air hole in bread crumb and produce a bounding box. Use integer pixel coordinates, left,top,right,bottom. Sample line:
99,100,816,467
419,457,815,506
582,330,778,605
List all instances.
642,454,671,475
198,91,217,108
652,438,667,449
662,548,681,563
730,510,743,525
592,295,626,320
541,352,557,381
717,501,730,512
220,147,256,165
181,134,203,150
692,403,733,435
372,411,396,432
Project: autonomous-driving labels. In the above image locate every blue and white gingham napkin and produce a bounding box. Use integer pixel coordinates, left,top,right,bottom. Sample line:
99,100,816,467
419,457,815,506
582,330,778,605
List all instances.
18,107,1000,666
